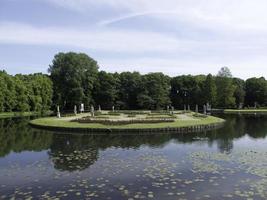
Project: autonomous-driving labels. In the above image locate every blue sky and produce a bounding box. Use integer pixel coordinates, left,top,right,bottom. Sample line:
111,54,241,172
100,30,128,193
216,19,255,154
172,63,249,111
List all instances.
1,0,267,78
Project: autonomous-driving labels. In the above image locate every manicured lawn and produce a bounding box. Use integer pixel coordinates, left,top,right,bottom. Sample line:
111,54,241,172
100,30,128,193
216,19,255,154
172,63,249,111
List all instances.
0,111,52,119
30,113,225,130
224,109,267,113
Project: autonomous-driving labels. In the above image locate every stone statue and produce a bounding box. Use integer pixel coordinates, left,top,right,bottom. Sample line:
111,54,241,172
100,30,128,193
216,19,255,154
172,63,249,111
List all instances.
90,105,95,117
203,105,207,115
98,105,101,112
195,104,198,113
74,105,77,115
80,103,84,113
57,105,61,118
112,106,115,112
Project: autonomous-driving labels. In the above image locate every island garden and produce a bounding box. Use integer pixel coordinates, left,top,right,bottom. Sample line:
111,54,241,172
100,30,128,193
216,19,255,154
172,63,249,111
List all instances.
1,52,267,199
1,52,267,131
30,110,224,133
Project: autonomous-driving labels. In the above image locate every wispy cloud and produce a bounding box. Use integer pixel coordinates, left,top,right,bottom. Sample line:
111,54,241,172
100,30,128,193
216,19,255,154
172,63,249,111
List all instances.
0,22,198,53
1,0,267,78
45,0,267,31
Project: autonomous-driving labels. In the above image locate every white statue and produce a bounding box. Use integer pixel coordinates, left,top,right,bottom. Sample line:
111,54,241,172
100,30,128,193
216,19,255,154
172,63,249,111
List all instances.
195,105,198,113
74,105,77,115
80,103,84,113
90,105,95,117
57,105,61,118
203,105,207,115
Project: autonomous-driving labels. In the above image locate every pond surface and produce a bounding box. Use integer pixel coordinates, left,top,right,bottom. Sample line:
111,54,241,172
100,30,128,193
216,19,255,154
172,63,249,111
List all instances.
0,114,266,200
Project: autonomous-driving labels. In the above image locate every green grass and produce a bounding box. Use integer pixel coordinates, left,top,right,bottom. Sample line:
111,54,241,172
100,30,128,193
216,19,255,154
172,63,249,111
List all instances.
30,114,224,130
224,109,267,113
0,111,52,119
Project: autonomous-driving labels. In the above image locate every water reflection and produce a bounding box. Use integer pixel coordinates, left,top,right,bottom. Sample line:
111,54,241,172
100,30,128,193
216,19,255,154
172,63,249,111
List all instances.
0,118,52,157
0,114,266,199
0,114,267,160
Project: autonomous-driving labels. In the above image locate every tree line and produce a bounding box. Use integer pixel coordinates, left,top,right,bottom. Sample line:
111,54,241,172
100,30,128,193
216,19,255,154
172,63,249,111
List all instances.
0,71,53,112
1,52,267,112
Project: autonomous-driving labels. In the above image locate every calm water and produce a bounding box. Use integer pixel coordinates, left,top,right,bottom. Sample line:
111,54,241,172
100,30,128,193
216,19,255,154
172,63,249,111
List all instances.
0,114,266,200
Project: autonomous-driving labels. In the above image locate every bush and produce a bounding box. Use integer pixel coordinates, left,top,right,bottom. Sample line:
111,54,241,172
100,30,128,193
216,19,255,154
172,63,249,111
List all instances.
107,112,121,116
127,114,136,118
193,113,208,118
112,110,151,115
72,117,175,125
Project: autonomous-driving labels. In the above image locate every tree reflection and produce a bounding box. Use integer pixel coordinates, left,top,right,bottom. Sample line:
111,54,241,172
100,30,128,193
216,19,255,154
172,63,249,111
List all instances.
0,114,267,171
0,118,52,157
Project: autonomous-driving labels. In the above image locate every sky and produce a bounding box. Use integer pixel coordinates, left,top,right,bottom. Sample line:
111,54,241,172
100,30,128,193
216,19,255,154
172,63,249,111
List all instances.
1,0,267,79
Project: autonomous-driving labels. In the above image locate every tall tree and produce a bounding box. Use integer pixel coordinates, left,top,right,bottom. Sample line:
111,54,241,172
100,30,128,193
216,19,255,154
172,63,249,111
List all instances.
170,75,202,109
203,74,217,106
245,77,267,107
233,78,245,108
217,67,232,78
216,67,236,108
48,52,98,110
138,73,171,109
93,71,119,109
118,72,142,109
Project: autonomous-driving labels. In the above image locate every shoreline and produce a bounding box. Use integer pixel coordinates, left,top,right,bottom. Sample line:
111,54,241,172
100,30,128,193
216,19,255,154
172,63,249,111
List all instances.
0,111,52,119
29,113,225,134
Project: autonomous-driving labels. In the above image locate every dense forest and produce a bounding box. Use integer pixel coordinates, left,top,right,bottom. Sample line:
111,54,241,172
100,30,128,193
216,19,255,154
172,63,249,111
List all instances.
0,71,52,112
1,52,267,112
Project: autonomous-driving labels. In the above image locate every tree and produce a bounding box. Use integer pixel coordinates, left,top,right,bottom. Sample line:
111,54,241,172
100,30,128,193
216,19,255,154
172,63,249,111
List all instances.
216,68,236,108
14,75,29,112
203,74,217,106
93,71,119,109
26,74,53,112
118,72,142,109
245,77,267,107
48,52,98,110
217,67,232,78
170,75,202,109
0,71,7,112
138,73,171,109
233,78,245,108
1,71,16,112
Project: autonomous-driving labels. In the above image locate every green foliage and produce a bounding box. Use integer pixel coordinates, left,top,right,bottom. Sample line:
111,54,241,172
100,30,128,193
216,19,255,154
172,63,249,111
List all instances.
0,71,53,112
216,67,236,108
216,76,236,108
217,67,232,78
203,74,217,106
1,52,267,112
170,75,202,109
245,77,267,107
233,78,246,108
93,71,119,109
137,73,171,109
49,52,98,109
118,71,142,109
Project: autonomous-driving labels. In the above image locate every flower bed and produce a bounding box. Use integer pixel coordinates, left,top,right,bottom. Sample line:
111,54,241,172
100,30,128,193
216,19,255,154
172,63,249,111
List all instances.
72,117,175,125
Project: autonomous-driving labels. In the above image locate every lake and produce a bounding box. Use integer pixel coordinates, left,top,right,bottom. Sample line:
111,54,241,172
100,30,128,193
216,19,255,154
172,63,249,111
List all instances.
0,114,266,199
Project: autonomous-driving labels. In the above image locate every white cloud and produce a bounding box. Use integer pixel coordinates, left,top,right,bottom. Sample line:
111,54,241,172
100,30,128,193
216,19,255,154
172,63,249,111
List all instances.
0,22,202,53
2,1,267,78
98,57,267,79
45,0,267,31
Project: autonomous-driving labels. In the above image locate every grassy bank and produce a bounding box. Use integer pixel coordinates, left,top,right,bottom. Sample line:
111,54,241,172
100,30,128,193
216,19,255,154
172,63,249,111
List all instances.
30,112,225,132
224,109,267,114
0,111,52,119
